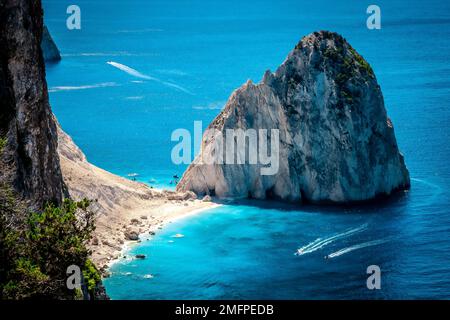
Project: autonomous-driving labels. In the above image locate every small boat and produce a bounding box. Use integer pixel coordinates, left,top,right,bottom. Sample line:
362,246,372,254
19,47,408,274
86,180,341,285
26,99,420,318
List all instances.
127,173,139,181
171,233,184,238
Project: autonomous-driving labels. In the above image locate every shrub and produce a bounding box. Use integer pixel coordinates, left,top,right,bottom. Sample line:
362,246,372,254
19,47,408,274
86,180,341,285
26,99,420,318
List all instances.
83,259,101,292
0,137,6,154
349,47,374,77
0,190,100,300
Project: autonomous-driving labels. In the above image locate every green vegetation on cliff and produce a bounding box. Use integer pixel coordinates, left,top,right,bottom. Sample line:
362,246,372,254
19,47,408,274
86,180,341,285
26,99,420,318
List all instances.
0,137,6,153
0,0,106,300
0,188,101,299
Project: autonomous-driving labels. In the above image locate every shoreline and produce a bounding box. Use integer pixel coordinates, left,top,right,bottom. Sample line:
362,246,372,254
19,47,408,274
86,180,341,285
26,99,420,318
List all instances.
87,192,221,272
57,125,222,273
104,200,222,271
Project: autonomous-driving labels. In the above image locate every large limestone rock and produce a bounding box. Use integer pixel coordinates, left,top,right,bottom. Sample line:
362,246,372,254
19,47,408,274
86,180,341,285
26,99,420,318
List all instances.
177,31,410,204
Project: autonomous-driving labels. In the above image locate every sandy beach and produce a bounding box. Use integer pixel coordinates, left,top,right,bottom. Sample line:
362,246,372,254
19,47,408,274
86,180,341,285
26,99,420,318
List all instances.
57,125,219,272
92,196,220,272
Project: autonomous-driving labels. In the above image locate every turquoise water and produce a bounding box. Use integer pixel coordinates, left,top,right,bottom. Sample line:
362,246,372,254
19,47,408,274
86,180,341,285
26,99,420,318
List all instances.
43,0,450,299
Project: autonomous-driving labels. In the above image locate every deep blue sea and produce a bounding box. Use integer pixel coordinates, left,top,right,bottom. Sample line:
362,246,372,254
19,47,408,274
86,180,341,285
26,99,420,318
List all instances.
43,0,450,299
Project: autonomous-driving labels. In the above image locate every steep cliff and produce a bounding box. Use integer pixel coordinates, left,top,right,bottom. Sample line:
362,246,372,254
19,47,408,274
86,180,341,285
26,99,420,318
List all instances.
0,0,64,207
41,25,61,62
177,31,410,203
0,0,108,300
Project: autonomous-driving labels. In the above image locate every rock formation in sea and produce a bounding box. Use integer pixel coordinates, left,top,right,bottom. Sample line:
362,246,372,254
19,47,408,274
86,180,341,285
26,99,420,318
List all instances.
0,0,64,208
177,31,410,203
41,25,61,62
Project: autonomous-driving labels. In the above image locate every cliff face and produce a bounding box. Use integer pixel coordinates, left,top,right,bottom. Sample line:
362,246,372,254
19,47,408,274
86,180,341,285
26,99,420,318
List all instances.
0,1,110,300
0,0,64,207
177,31,410,203
41,25,61,62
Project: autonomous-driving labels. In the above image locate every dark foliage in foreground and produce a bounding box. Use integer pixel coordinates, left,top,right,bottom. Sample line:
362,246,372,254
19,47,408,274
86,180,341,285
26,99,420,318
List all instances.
0,186,100,299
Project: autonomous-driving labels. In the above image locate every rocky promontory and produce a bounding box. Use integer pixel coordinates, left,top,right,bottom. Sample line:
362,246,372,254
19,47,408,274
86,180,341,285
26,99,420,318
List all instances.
41,25,61,62
177,31,410,203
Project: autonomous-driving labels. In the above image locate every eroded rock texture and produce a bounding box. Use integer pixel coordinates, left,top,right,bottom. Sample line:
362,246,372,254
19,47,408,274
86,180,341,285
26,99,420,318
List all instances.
0,0,64,207
177,31,410,203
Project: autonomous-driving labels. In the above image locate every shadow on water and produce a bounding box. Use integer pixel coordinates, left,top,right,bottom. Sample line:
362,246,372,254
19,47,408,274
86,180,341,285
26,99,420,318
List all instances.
213,188,411,216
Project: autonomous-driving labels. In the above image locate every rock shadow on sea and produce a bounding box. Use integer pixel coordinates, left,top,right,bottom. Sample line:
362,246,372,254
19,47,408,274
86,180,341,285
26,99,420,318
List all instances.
215,188,410,215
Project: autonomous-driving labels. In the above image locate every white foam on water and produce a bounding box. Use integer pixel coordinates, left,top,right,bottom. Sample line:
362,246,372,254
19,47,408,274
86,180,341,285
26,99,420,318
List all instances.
295,224,368,256
107,61,156,80
125,96,144,100
48,82,118,92
294,238,323,255
161,81,193,94
107,61,193,94
410,178,443,207
326,239,389,259
156,69,188,76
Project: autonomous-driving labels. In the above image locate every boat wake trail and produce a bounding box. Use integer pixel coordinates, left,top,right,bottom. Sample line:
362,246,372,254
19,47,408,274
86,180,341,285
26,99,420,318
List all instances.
106,61,193,94
48,82,118,92
107,61,156,80
410,178,443,206
295,224,368,256
326,239,389,259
